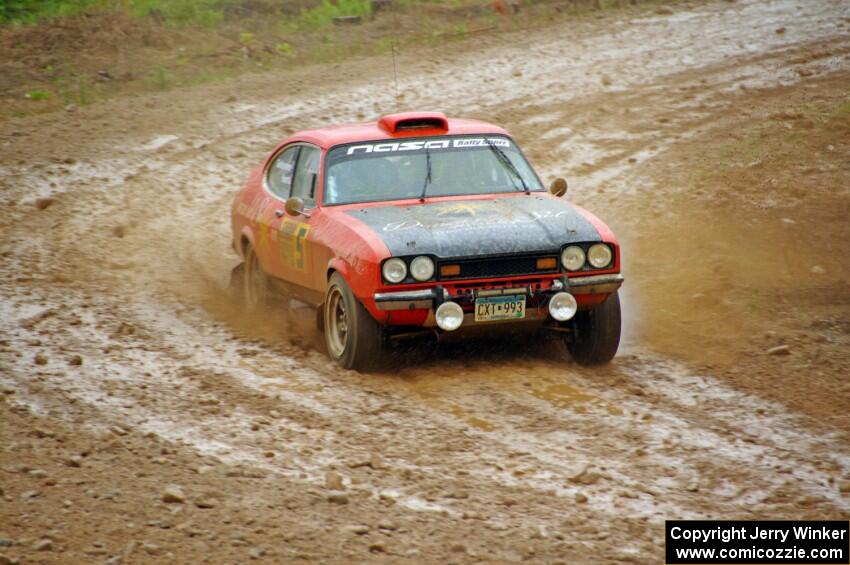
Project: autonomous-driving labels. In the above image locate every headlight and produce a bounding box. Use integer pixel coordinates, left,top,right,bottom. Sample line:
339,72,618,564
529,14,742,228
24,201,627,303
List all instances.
587,243,613,269
382,258,407,283
410,256,435,281
561,246,586,271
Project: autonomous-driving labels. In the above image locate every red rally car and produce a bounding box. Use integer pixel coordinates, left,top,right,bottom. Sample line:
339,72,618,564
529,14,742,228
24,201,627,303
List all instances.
230,112,623,371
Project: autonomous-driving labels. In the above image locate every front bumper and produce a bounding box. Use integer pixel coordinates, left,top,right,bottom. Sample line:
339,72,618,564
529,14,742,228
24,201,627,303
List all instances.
374,273,624,312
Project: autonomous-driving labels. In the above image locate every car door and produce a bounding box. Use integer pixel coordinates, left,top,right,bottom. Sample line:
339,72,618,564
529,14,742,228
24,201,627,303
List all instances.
277,144,321,289
259,144,300,279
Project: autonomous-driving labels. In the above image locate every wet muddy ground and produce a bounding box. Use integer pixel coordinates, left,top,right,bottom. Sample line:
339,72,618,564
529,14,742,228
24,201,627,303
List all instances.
1,0,849,562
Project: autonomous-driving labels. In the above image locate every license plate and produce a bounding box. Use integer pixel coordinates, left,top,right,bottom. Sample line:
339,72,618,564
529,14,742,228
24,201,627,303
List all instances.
474,295,526,322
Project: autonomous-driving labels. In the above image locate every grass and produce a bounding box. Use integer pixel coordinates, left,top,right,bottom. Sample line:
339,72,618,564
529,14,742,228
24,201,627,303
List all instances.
24,89,52,100
150,65,174,90
2,0,679,119
2,0,683,27
2,0,370,28
130,0,223,27
1,0,102,25
47,72,92,106
1,0,225,27
76,75,91,105
452,23,467,37
20,70,93,106
281,0,371,33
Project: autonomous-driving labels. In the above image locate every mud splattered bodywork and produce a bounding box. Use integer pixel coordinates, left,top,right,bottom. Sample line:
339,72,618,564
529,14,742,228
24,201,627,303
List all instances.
230,112,622,356
346,196,602,257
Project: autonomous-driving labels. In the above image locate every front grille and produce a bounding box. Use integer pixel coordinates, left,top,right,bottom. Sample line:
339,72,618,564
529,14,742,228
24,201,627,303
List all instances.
438,253,559,280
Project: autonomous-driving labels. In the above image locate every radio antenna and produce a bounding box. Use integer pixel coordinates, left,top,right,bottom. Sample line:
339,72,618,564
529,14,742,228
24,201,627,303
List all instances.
391,39,400,108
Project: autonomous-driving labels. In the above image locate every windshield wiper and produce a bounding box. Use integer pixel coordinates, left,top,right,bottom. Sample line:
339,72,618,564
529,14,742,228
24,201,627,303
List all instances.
419,145,432,202
485,139,528,194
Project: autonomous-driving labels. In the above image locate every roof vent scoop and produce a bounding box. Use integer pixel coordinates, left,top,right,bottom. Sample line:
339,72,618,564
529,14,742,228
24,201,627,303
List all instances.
378,112,449,133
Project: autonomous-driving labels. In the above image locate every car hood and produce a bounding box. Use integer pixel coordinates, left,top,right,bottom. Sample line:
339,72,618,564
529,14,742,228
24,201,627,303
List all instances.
345,195,601,258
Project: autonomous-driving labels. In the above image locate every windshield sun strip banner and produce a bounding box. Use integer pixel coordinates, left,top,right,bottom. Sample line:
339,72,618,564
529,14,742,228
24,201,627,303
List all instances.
343,137,511,156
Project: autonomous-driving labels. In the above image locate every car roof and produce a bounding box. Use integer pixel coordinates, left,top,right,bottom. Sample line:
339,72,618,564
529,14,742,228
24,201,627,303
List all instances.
284,112,511,150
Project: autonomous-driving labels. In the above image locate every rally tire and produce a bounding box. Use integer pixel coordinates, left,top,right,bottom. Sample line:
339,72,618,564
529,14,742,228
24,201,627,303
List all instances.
566,290,621,365
242,245,269,311
324,273,384,371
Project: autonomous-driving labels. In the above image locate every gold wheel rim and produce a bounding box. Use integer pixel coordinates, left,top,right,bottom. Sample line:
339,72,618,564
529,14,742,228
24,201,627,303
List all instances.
325,286,348,359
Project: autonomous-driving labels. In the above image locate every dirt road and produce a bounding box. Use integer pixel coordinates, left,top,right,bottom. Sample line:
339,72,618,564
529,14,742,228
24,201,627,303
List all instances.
2,0,849,562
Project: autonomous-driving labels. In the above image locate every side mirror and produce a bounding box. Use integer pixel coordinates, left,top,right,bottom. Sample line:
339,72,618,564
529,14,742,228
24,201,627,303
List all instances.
285,196,307,217
549,178,568,197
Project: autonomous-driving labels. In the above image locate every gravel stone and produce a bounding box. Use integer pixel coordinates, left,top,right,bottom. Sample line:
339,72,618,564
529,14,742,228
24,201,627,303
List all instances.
325,471,345,491
162,485,186,504
767,345,791,356
344,524,370,535
35,198,55,211
34,538,53,551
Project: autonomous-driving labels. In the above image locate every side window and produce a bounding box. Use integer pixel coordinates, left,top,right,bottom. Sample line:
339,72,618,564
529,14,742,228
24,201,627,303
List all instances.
267,146,300,199
291,146,321,206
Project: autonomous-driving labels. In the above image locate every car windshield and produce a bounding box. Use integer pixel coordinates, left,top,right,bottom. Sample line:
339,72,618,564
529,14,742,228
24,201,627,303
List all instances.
323,135,544,205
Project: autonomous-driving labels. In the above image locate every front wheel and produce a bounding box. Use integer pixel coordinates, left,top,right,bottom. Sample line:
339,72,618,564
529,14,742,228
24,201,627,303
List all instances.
324,273,384,371
566,290,621,365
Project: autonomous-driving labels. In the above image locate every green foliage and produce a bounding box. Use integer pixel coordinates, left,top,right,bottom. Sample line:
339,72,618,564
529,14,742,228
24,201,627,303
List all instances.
4,0,390,31
128,0,224,28
275,42,293,55
0,0,225,27
132,0,392,31
239,31,255,44
76,75,91,105
24,89,52,100
375,37,394,54
295,0,371,31
0,0,102,24
45,70,92,105
149,65,174,90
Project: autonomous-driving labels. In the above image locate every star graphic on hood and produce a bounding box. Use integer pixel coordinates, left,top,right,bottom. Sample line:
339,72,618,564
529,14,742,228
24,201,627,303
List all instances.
435,203,483,217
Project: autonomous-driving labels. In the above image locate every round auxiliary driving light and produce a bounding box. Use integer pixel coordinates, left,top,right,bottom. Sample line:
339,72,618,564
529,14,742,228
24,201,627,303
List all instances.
435,301,464,331
549,292,578,322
